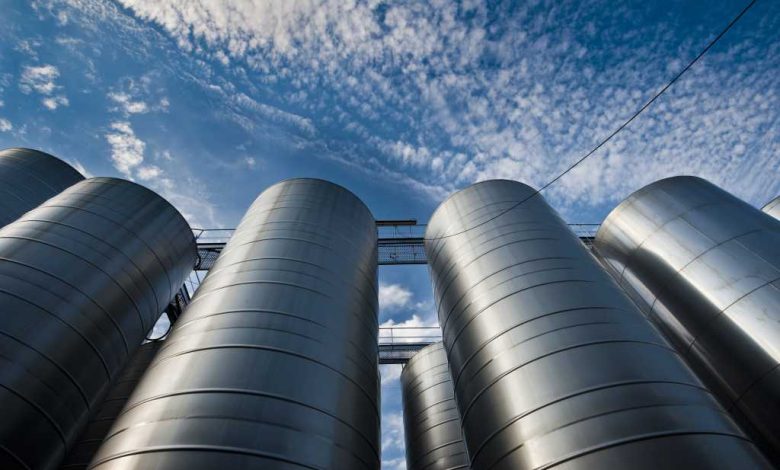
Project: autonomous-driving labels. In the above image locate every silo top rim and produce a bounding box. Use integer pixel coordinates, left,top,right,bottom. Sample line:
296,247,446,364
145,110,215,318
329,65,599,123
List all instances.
594,174,711,242
258,177,375,220
426,179,537,240
0,146,85,180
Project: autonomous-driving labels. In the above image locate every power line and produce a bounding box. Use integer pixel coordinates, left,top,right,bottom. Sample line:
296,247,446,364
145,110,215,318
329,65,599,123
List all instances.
425,0,759,242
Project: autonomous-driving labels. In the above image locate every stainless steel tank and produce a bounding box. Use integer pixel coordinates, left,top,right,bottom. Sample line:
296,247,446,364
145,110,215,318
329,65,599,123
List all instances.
402,342,470,470
62,342,162,469
594,176,780,460
763,195,780,219
0,147,84,226
425,179,770,470
89,178,381,469
0,177,195,470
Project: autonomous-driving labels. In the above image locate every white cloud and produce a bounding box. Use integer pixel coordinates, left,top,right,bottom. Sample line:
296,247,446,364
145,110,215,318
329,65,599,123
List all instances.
113,0,780,214
0,118,12,132
66,159,92,178
106,120,145,178
379,282,413,311
19,64,69,110
137,164,163,180
381,411,406,463
108,91,149,114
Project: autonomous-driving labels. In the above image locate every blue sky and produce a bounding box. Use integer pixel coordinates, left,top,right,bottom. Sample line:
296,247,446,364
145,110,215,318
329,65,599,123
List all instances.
1,0,778,468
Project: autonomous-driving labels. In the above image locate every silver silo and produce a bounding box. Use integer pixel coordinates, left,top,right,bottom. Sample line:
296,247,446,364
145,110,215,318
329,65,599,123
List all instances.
89,178,380,469
0,177,195,470
763,195,780,219
402,342,470,470
62,342,162,469
594,176,780,459
425,179,770,470
0,148,84,226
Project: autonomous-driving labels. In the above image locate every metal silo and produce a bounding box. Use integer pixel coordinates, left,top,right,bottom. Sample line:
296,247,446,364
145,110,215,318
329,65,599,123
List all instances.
425,179,770,470
594,176,780,460
402,342,470,470
0,147,84,226
89,178,380,469
61,342,162,469
0,177,195,470
763,195,780,219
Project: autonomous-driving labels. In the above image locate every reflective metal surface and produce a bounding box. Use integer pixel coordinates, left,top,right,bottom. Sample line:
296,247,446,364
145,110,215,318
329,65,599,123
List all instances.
62,343,162,469
425,179,769,470
594,176,780,460
90,178,380,469
0,177,196,470
763,195,780,220
0,148,84,227
402,342,470,470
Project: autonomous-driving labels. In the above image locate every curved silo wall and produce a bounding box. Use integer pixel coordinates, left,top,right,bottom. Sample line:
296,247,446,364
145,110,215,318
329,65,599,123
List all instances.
0,177,195,470
425,179,770,470
763,195,780,220
61,342,162,469
0,148,84,227
402,342,470,470
594,176,780,459
89,178,380,469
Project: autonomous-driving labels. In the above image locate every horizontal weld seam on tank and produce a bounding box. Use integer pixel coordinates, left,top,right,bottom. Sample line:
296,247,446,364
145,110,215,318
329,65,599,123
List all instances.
404,378,458,410
408,406,460,428
455,320,628,388
408,440,469,468
409,417,462,440
441,266,577,328
461,338,687,416
184,281,378,337
405,397,456,423
0,188,26,204
0,286,116,382
440,256,580,334
0,383,68,446
426,220,564,263
0,160,73,193
11,218,165,313
89,444,322,470
0,443,31,470
531,430,755,470
200,266,379,318
0,234,150,332
608,200,751,284
107,412,379,467
144,344,381,413
174,308,329,331
214,237,377,289
106,389,380,456
731,362,780,411
36,203,176,293
404,371,453,397
445,279,596,356
432,236,559,293
466,378,718,463
434,256,575,317
451,307,625,387
401,344,444,368
677,274,780,357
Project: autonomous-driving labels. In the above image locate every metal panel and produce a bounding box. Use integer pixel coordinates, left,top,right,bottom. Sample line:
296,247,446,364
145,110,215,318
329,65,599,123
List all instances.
425,179,769,470
62,343,162,469
763,195,780,220
594,176,780,460
0,177,196,470
89,178,380,469
0,148,84,227
402,342,470,470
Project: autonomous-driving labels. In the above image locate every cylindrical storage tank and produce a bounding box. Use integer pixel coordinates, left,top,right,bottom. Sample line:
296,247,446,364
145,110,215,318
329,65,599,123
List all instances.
89,178,380,469
763,196,780,220
425,179,770,470
62,342,162,469
402,342,470,470
0,148,84,226
594,176,780,460
0,177,196,470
